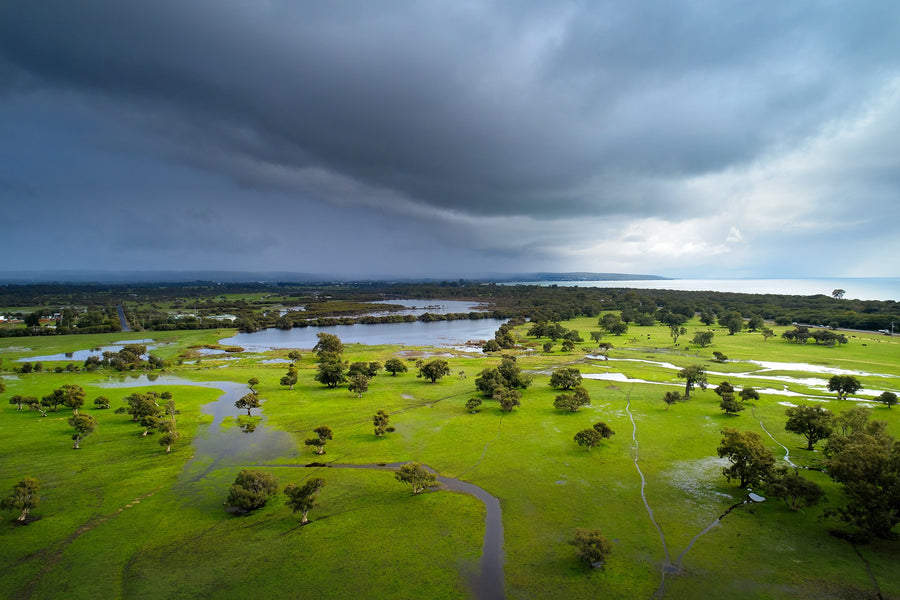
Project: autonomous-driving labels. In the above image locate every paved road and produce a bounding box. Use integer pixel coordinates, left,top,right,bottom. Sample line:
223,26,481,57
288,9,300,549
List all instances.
116,304,131,332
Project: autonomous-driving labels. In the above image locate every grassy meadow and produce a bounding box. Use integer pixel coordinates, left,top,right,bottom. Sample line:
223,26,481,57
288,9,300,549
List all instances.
1,315,899,599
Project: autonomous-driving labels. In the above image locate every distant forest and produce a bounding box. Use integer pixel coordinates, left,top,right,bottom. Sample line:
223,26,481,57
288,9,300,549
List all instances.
0,281,896,337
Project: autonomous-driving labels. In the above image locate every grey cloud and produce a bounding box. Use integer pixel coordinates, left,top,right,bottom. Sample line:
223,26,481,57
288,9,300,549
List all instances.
4,1,898,224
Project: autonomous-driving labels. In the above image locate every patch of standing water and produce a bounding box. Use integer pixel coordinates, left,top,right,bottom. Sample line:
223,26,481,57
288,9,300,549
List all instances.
97,375,295,479
16,341,161,363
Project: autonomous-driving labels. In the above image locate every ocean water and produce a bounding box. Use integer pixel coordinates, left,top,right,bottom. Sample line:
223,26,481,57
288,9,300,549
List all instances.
509,278,900,302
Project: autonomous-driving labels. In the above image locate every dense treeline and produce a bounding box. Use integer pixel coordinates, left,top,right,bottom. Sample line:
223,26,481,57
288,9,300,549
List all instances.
1,281,896,336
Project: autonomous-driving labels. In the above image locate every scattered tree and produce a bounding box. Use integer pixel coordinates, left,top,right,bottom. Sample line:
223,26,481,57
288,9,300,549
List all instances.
495,387,522,412
158,420,180,453
2,477,40,522
225,469,278,514
719,311,744,335
280,367,298,390
482,339,502,353
395,462,435,495
574,428,602,451
561,339,575,352
717,428,775,488
373,410,395,436
878,391,898,409
9,395,28,411
550,367,582,390
669,324,688,344
570,528,613,567
418,359,451,383
589,331,604,345
739,387,760,403
832,289,846,299
825,423,900,538
304,426,333,455
714,381,735,397
68,414,98,449
235,392,261,416
465,397,483,413
677,365,708,399
247,377,259,392
553,386,591,412
384,358,408,376
347,373,370,397
93,395,110,409
765,466,824,511
761,328,775,342
315,359,348,388
313,333,344,359
785,405,833,451
543,342,553,353
719,393,745,415
692,330,714,347
662,390,682,410
712,351,728,363
284,478,325,524
287,350,303,363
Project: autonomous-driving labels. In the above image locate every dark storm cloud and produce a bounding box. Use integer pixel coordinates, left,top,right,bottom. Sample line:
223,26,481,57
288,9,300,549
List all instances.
3,0,898,222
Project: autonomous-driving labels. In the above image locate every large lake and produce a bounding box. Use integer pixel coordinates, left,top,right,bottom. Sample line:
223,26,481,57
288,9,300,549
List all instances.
509,278,900,301
222,299,502,350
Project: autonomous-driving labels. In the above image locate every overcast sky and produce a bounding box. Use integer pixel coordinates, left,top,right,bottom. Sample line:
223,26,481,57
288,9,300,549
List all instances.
1,1,899,280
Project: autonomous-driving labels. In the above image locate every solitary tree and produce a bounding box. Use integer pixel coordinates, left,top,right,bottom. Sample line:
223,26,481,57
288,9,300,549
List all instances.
418,359,451,383
589,331,604,345
395,462,436,494
373,410,395,436
761,328,776,342
287,350,302,363
832,289,846,299
384,358,408,376
247,377,260,392
550,367,583,390
68,414,98,449
827,375,862,400
304,426,333,455
2,477,40,522
784,405,834,451
677,365,708,399
284,478,325,524
235,392,261,416
717,428,775,488
93,395,110,409
225,469,278,514
570,528,613,567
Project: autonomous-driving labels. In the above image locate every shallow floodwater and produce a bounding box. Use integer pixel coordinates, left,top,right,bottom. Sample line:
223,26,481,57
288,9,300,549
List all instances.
221,318,506,351
17,339,159,362
98,375,295,471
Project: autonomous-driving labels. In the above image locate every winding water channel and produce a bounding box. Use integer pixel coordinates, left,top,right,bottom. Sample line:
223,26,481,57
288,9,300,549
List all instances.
98,374,505,600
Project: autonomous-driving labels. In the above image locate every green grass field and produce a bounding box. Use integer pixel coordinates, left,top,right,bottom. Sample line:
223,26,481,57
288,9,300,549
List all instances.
1,317,898,599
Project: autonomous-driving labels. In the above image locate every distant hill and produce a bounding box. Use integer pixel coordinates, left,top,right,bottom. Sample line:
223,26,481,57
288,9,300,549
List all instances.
0,270,668,284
